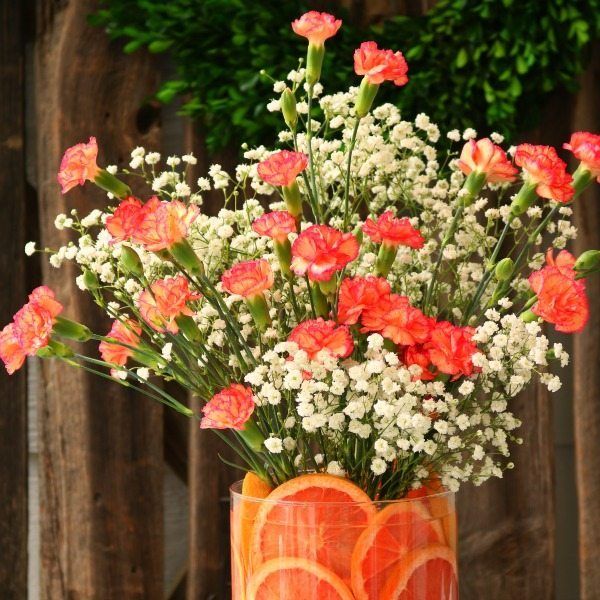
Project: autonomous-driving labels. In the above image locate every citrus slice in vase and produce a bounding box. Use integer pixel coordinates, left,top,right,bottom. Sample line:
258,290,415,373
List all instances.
379,544,458,600
350,500,445,600
249,473,376,584
246,556,355,600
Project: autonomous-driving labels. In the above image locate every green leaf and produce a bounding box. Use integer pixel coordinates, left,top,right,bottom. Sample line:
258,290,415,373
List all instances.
456,48,469,68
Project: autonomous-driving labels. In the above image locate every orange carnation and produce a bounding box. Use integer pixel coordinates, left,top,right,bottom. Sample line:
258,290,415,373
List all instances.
105,197,144,243
528,249,589,333
1,286,63,374
200,383,255,430
362,211,424,248
221,259,274,298
425,321,478,379
137,275,201,334
288,318,354,360
57,137,100,194
354,41,409,86
252,211,297,243
291,225,359,282
0,324,27,375
257,151,308,188
457,138,517,184
131,197,199,251
515,144,574,203
291,11,341,46
361,294,432,346
564,131,600,181
99,319,142,368
337,276,391,325
402,345,435,381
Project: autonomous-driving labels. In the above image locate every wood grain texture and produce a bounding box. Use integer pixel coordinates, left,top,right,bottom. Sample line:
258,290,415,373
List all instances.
572,43,600,600
33,1,164,597
0,1,28,597
187,395,238,600
459,382,555,598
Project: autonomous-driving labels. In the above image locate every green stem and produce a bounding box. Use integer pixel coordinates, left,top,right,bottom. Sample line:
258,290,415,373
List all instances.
343,118,361,230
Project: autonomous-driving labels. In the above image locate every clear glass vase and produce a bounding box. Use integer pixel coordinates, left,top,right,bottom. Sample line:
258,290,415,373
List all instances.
230,479,458,599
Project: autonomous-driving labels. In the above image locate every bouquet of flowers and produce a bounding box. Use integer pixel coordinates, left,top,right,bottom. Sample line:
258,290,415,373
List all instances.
3,10,600,598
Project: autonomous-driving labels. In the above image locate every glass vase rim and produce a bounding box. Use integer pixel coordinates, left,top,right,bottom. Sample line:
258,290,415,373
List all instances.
229,478,455,507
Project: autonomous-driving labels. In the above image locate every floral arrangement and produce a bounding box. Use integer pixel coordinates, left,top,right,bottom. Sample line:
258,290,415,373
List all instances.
3,11,600,501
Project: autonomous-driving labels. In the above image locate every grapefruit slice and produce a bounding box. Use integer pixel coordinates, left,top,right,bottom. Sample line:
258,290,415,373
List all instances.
246,557,355,600
379,544,458,599
232,473,274,589
350,501,445,600
406,479,456,549
250,474,376,583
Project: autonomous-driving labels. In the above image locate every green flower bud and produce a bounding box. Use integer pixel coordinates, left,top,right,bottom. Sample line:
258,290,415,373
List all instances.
82,269,100,290
239,419,265,453
37,339,74,359
282,181,303,218
169,239,204,277
120,246,144,277
281,88,298,129
274,239,292,278
494,257,514,281
93,169,132,199
53,317,92,342
509,181,538,216
574,249,600,273
375,243,398,278
246,294,270,332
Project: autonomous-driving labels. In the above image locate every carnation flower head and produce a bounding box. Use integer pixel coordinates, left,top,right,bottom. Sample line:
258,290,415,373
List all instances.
99,319,141,368
0,323,27,374
252,211,297,243
221,259,274,298
131,197,199,251
361,294,431,346
337,276,391,325
515,144,574,203
528,249,589,333
291,11,341,46
257,151,308,187
426,321,478,379
291,224,359,281
457,138,517,184
402,345,435,381
563,131,600,181
11,286,63,357
354,41,409,86
362,211,424,248
288,318,354,360
137,275,201,333
57,137,100,193
105,197,144,243
200,383,255,430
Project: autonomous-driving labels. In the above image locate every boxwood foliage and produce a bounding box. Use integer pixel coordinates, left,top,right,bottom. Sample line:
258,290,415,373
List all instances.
91,0,600,151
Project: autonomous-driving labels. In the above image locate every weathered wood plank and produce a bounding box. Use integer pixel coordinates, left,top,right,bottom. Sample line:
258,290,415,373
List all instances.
459,382,555,598
187,395,238,599
572,43,600,600
34,2,164,597
0,0,28,597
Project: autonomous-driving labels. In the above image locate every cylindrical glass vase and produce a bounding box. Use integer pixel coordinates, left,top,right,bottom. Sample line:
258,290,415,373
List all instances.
230,480,458,600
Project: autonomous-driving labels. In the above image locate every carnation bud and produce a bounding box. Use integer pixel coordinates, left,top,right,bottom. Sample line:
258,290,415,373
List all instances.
82,269,100,290
572,163,594,197
169,239,205,278
119,246,144,277
37,339,74,359
281,88,298,129
509,181,538,216
239,419,265,453
93,169,132,199
282,181,303,218
494,257,514,281
53,317,92,342
574,249,600,274
246,294,271,332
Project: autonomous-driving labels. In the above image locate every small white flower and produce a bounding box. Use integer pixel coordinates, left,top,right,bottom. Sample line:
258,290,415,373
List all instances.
462,127,477,140
24,242,36,256
182,154,198,165
161,343,173,362
136,368,150,381
370,458,387,476
145,152,161,165
166,156,181,167
326,461,346,477
447,129,461,142
264,437,283,453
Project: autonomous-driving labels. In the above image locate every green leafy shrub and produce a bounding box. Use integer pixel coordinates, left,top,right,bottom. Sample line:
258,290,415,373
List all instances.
91,0,600,151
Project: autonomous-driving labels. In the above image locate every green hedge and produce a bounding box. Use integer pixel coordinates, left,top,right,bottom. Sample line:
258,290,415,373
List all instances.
91,0,600,151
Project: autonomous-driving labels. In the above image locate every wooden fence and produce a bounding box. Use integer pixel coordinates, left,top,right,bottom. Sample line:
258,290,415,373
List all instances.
1,1,599,598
